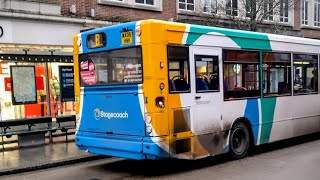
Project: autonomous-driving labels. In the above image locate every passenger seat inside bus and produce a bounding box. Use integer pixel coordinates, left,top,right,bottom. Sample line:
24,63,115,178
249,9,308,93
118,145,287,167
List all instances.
209,75,219,90
173,79,190,91
196,78,209,91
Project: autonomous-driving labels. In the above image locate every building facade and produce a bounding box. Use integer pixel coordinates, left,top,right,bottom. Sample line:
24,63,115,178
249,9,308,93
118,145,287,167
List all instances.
60,0,176,22
57,0,320,39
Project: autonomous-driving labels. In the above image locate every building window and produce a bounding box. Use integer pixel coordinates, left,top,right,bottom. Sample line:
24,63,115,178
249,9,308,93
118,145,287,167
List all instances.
302,0,309,25
246,0,256,18
263,0,274,21
226,0,238,16
98,0,161,11
263,52,291,97
203,0,217,13
135,0,154,5
315,0,320,26
168,46,190,93
280,0,289,23
223,50,260,100
179,0,195,11
293,54,318,95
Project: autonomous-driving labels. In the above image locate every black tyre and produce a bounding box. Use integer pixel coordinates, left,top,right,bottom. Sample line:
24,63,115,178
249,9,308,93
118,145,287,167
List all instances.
229,122,250,159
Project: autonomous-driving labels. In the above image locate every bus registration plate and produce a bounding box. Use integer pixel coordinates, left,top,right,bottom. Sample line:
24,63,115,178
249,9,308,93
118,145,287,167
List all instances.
121,31,133,45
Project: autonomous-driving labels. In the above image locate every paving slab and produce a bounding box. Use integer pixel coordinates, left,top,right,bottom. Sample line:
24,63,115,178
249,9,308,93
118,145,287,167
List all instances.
0,135,106,176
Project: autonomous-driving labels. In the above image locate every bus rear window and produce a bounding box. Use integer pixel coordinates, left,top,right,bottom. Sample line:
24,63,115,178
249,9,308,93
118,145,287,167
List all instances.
79,47,142,86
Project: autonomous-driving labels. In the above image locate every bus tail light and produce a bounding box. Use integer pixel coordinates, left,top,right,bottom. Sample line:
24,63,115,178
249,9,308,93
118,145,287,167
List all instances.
146,126,152,134
156,97,165,109
145,115,152,124
160,83,165,90
135,26,141,36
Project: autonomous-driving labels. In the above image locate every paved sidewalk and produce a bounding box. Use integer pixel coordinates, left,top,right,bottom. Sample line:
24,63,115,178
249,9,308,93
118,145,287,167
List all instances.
0,134,106,176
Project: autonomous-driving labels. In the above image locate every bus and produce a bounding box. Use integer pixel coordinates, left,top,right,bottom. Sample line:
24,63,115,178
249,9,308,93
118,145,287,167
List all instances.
74,19,320,160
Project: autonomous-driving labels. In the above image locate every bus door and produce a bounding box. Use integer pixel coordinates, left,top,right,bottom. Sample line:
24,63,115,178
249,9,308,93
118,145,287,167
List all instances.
167,45,194,158
167,45,223,158
190,46,223,143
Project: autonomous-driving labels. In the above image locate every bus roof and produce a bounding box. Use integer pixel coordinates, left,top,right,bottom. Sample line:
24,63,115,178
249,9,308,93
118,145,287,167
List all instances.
77,19,320,54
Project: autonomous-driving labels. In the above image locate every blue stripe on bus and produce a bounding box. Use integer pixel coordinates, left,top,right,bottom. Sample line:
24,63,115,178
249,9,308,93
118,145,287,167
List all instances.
81,22,137,54
244,99,259,145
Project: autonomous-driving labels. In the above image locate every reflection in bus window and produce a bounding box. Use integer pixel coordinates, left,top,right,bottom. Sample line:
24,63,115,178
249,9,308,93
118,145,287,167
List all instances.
223,50,260,99
293,54,318,94
195,55,219,92
79,47,142,86
263,52,291,97
168,46,190,93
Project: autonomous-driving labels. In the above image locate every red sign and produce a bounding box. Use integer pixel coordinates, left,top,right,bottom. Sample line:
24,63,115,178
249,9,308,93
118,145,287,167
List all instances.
4,77,11,91
80,61,88,70
80,60,96,85
36,76,44,90
80,70,97,85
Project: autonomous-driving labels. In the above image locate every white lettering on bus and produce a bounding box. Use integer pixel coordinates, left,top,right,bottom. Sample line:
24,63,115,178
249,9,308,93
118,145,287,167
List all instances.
101,111,129,119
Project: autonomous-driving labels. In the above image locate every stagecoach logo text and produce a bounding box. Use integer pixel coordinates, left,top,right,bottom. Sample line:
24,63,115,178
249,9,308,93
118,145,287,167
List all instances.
94,108,129,120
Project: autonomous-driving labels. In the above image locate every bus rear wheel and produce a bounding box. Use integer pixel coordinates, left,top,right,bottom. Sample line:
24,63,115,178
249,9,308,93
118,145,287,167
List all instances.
229,122,250,159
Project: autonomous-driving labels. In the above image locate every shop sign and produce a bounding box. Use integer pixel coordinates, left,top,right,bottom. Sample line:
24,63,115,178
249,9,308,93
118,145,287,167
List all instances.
4,77,11,91
59,66,75,102
0,26,3,38
0,63,9,75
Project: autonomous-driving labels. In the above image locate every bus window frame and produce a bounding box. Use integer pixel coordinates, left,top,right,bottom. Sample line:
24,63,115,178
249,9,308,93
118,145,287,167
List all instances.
262,51,292,98
292,53,319,96
167,45,191,94
78,46,143,87
222,49,261,101
194,54,220,93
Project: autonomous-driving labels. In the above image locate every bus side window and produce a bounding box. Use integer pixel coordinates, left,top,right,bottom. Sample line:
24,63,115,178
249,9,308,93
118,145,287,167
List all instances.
223,50,260,99
293,54,318,95
195,55,219,92
263,52,291,97
168,46,190,93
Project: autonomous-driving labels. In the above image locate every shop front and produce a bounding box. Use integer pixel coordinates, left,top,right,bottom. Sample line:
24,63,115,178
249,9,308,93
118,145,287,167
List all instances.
0,17,84,147
0,52,75,121
0,17,83,122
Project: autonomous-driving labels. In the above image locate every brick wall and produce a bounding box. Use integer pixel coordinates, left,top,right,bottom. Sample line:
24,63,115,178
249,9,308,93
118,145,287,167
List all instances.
293,0,320,39
55,0,320,39
39,0,60,4
293,0,301,31
60,0,176,22
301,28,320,39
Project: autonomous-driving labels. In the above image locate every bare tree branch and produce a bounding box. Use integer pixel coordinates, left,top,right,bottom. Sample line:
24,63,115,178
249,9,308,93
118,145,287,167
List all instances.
179,0,299,33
